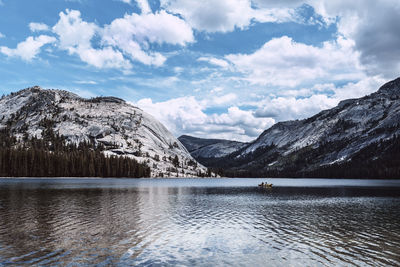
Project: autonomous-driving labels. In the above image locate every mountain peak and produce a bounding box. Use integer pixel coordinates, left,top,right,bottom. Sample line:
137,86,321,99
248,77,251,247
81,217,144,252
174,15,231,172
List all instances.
0,87,209,177
31,85,42,90
378,76,400,94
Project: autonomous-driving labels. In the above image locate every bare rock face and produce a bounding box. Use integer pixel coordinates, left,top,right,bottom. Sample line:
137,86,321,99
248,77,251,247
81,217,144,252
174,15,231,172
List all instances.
178,135,247,158
0,87,209,177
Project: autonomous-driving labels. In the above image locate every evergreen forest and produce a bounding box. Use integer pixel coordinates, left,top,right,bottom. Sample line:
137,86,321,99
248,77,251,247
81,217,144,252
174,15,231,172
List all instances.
0,127,150,178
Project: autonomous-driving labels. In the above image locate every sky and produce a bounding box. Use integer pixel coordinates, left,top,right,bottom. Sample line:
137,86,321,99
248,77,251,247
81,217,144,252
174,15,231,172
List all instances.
0,0,399,141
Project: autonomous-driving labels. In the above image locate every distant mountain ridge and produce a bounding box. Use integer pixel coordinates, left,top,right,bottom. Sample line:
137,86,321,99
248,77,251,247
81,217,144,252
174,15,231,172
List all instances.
180,77,400,178
0,86,209,177
178,135,247,166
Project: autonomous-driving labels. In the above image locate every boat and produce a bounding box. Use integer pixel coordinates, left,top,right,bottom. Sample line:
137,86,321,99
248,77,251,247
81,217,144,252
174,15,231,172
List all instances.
258,183,273,188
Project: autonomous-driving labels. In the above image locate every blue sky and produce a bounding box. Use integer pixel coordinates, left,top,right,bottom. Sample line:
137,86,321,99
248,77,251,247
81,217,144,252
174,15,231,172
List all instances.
0,0,399,141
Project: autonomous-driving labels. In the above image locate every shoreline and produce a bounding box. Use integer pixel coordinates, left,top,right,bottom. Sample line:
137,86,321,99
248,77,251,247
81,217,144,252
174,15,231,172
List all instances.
0,176,399,180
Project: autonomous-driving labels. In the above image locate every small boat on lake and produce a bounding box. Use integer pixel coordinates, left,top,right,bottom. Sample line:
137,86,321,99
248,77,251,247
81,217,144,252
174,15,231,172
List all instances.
258,182,273,188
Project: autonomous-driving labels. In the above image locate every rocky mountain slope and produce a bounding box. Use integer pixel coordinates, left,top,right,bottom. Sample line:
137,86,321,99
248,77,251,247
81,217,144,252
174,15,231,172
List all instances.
178,135,247,159
181,77,400,178
0,86,208,177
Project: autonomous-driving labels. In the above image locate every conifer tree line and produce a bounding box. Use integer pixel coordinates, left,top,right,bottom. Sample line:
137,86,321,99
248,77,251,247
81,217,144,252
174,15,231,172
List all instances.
0,127,150,178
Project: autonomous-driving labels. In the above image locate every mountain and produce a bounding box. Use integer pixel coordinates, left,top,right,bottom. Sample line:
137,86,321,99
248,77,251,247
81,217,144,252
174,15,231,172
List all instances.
0,86,209,177
178,135,247,166
180,77,400,178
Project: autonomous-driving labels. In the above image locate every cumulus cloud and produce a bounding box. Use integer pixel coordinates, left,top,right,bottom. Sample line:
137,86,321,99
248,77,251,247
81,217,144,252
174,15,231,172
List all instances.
0,35,56,61
78,47,132,69
255,94,338,121
161,0,294,33
48,7,193,68
253,75,385,121
332,75,385,100
102,10,193,46
136,0,152,14
162,0,400,80
321,0,400,78
212,93,237,105
53,9,97,52
226,36,363,87
198,57,229,68
0,32,4,38
253,0,400,79
52,9,131,69
136,96,274,141
136,96,208,135
102,10,193,66
29,22,49,32
209,106,275,138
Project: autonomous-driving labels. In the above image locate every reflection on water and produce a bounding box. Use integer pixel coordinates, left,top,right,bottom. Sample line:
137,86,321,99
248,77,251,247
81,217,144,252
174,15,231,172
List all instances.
0,178,399,266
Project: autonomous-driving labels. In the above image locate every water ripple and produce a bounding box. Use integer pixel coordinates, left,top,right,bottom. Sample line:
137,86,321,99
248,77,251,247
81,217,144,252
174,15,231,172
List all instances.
0,179,399,266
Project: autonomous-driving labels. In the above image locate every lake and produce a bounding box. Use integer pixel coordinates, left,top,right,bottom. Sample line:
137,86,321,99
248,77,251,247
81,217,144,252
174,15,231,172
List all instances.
0,178,399,266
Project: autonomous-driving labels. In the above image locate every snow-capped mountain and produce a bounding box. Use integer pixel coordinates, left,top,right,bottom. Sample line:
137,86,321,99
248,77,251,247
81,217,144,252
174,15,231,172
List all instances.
0,86,208,177
180,77,400,178
178,134,247,160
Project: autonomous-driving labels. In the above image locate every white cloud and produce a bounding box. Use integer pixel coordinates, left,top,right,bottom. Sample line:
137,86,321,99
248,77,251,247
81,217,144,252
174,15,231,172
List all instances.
48,7,193,68
254,94,338,121
161,0,253,33
0,35,56,61
161,0,294,33
136,96,274,141
198,57,229,68
210,87,224,93
212,93,237,105
120,0,151,14
173,66,183,74
253,75,385,121
102,10,193,66
316,0,400,79
136,0,151,14
332,75,385,100
251,7,294,24
53,9,97,52
210,106,275,138
252,0,400,79
52,9,131,69
0,32,4,38
29,22,49,32
136,96,207,135
78,47,132,69
103,11,194,46
253,0,304,8
74,80,97,85
226,36,362,87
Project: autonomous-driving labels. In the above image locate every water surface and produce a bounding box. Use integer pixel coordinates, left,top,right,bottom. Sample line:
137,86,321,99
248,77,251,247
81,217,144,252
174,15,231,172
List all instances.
0,178,399,266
